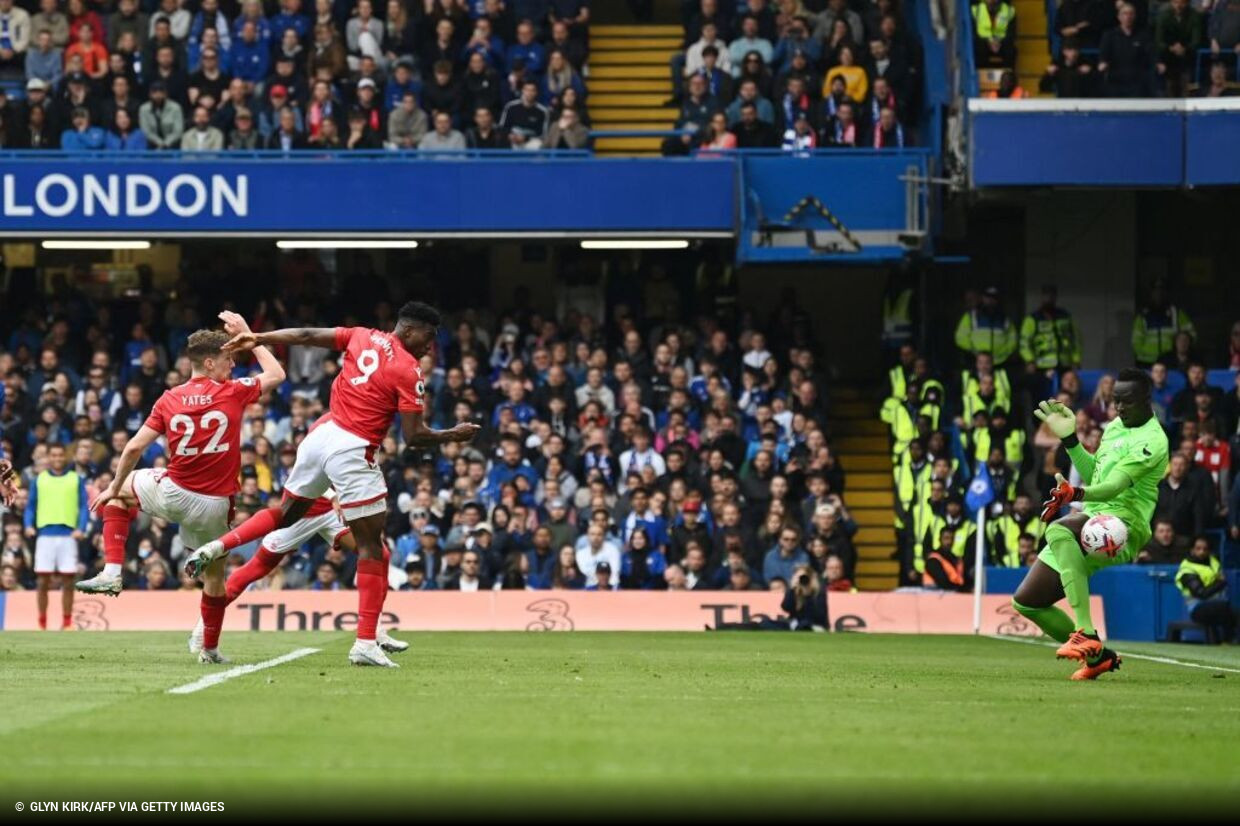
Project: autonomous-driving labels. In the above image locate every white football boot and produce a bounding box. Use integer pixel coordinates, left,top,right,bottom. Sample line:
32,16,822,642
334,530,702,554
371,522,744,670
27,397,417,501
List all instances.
75,572,122,596
348,639,400,668
376,625,409,653
198,648,230,664
183,540,227,578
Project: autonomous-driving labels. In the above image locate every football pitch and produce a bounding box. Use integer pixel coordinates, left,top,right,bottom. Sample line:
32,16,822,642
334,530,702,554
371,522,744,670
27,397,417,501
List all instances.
2,632,1238,817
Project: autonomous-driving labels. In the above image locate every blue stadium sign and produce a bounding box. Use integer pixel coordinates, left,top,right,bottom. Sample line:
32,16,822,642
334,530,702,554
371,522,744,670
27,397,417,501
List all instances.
0,153,737,237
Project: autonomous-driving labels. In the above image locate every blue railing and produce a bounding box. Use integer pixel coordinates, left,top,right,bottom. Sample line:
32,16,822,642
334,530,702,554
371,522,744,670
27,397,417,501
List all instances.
959,0,980,98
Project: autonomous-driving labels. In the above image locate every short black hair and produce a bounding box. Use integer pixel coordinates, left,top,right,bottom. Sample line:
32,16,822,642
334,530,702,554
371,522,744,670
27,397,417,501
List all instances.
398,301,441,329
1117,367,1152,394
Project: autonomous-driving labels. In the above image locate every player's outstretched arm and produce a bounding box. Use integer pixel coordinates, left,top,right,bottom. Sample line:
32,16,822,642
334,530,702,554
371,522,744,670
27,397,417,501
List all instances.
94,426,160,511
223,327,339,353
1034,398,1095,483
400,411,482,448
218,312,286,393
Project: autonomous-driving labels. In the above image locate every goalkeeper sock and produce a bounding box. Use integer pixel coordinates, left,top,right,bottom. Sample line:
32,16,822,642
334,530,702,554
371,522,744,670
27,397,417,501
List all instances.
1046,523,1095,635
1011,599,1075,644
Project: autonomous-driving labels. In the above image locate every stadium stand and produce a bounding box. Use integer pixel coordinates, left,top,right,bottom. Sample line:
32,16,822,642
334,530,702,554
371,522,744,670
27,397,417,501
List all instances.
0,0,599,152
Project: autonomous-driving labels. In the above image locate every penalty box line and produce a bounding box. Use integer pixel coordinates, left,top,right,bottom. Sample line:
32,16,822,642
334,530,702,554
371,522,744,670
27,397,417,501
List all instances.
166,647,322,695
988,634,1240,674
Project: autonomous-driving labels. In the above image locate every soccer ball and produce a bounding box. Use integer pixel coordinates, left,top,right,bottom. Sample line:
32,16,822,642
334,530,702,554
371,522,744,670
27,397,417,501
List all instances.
1080,515,1128,559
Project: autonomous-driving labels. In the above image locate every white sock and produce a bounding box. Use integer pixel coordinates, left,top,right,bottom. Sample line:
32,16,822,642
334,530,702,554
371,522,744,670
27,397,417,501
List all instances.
103,563,122,577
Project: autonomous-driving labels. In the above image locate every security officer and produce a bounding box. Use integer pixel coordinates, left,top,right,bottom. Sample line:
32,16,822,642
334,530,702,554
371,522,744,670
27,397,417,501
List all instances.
1175,535,1235,642
22,443,89,630
1020,284,1081,375
1132,278,1196,368
960,351,1012,425
967,407,1028,479
972,0,1017,67
887,343,916,401
894,438,933,550
956,286,1017,366
987,493,1045,567
880,381,922,463
914,495,974,586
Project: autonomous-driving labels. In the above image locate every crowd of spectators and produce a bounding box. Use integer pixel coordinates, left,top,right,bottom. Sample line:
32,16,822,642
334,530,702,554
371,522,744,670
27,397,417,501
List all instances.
661,0,923,154
882,277,1240,589
974,0,1240,99
0,0,595,152
0,268,862,602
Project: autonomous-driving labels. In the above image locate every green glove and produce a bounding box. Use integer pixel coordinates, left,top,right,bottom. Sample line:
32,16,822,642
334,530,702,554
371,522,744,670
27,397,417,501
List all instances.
1033,399,1076,439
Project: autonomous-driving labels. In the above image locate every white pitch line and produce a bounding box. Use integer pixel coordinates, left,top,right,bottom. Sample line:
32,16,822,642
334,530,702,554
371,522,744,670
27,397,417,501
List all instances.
988,634,1240,674
166,647,321,695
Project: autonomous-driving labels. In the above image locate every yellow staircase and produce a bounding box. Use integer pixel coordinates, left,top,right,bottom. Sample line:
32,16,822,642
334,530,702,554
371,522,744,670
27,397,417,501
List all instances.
589,24,681,156
832,387,899,591
1014,0,1051,95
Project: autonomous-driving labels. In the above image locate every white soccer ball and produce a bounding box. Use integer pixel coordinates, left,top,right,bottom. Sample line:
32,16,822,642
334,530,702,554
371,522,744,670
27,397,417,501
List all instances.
1080,514,1128,559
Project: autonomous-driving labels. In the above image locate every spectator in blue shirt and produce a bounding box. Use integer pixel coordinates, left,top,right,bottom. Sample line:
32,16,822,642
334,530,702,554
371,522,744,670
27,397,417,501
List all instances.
230,19,270,84
189,0,232,52
271,0,311,44
106,108,147,150
232,0,272,44
60,107,107,151
763,525,810,587
492,383,538,427
383,58,420,111
524,525,558,588
462,15,505,69
485,434,540,500
506,19,546,76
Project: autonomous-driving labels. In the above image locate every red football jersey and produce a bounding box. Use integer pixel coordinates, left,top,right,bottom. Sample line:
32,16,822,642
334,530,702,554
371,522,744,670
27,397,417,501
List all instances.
329,326,424,446
144,375,262,497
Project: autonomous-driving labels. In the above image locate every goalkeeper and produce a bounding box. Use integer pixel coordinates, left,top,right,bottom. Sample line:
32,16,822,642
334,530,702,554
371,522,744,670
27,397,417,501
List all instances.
1012,368,1168,680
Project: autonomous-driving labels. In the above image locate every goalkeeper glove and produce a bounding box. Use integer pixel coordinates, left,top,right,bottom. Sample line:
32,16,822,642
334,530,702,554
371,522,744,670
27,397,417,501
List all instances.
1040,472,1084,523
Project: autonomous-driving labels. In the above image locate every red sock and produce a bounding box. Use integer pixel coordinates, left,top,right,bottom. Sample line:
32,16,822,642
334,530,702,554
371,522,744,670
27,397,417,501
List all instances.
38,614,47,630
356,558,387,642
102,505,136,566
200,594,229,650
220,506,282,551
225,547,284,603
62,614,72,628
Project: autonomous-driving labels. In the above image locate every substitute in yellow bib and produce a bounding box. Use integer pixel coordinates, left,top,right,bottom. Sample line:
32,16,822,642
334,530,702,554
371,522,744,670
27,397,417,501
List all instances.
23,444,90,630
1175,535,1236,642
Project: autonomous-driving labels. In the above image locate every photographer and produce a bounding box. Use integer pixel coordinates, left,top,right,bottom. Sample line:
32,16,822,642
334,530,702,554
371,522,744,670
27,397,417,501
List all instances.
780,564,827,631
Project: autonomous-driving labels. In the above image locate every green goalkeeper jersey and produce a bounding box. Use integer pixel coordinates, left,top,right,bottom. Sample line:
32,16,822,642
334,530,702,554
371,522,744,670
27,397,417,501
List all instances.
1082,415,1168,533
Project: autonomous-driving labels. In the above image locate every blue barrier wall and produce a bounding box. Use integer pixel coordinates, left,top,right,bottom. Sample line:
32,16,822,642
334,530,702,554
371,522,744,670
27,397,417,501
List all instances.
1183,105,1240,186
968,100,1240,188
737,150,929,263
0,153,736,235
986,565,1240,641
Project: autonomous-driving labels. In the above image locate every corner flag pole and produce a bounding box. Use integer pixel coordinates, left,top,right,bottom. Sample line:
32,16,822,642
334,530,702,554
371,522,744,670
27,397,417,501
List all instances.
972,508,985,635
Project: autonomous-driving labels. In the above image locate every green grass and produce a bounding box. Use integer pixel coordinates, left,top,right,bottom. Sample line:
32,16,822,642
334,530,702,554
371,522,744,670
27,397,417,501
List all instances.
1,632,1237,816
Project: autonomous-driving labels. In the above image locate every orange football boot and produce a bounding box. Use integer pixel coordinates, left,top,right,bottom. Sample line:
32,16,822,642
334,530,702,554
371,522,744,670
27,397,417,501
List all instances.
1071,649,1122,681
1056,630,1105,663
